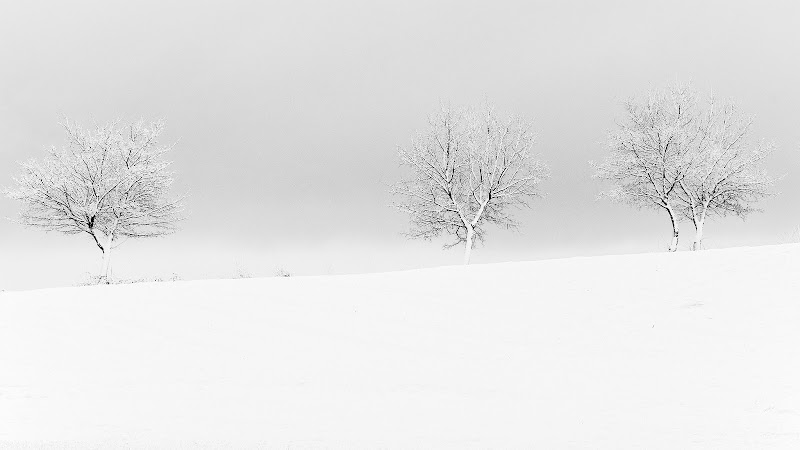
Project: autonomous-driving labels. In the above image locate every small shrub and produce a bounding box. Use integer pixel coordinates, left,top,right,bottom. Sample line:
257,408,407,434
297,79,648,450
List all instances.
232,266,253,279
77,273,182,286
274,267,292,277
779,225,800,244
77,274,111,286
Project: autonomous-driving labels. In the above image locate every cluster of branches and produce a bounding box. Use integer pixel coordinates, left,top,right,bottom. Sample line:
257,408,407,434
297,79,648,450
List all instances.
4,118,185,279
393,103,549,264
593,82,776,251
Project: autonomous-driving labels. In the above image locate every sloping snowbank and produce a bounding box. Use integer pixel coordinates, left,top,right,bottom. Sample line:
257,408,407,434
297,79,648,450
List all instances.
1,245,799,449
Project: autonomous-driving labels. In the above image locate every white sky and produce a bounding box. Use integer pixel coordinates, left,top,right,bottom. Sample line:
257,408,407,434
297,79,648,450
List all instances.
2,0,800,290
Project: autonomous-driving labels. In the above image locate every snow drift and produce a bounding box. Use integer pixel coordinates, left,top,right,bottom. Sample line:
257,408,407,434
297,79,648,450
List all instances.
1,245,799,449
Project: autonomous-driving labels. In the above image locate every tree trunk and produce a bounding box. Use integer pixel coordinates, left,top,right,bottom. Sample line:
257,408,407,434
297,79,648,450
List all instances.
670,230,679,252
666,204,679,252
692,215,705,251
100,232,114,282
463,227,474,265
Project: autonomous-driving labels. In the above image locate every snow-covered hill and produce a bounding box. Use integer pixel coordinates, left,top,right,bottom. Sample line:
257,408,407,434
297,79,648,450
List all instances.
1,245,799,449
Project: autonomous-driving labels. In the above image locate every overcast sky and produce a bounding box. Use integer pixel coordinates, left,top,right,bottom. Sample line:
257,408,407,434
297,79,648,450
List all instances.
2,0,799,290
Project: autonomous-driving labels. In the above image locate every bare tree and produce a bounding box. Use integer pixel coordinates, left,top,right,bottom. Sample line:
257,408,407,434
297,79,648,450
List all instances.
593,83,705,252
675,99,776,250
393,103,549,264
4,118,185,281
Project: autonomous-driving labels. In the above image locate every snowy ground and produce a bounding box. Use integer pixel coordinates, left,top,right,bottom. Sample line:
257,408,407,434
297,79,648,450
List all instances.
1,244,799,449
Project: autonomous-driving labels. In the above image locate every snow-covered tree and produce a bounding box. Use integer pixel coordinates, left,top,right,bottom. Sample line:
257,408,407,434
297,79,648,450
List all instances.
594,83,777,251
593,83,705,252
4,118,185,281
393,103,549,264
675,99,776,250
